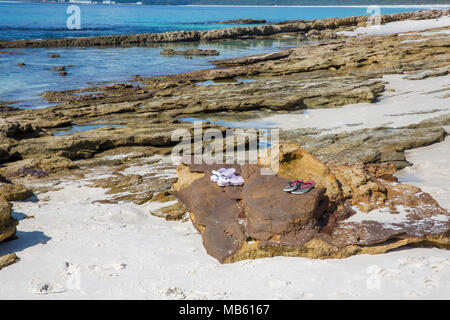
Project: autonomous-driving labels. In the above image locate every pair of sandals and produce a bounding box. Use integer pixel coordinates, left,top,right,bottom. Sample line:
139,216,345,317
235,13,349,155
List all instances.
211,168,244,187
283,179,315,195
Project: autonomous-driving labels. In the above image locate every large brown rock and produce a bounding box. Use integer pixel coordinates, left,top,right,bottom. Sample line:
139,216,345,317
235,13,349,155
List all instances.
174,162,327,263
241,170,326,241
174,144,450,263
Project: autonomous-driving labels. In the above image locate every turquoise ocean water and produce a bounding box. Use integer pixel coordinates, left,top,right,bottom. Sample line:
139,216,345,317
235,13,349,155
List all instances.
0,3,429,108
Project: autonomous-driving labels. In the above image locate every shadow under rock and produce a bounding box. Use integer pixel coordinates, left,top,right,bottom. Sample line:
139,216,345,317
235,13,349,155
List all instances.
0,230,51,256
11,210,29,221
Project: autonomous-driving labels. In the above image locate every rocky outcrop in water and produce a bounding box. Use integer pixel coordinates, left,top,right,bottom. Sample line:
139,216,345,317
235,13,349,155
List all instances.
218,19,267,24
0,51,24,55
0,9,447,48
49,66,65,72
174,143,450,263
160,48,219,56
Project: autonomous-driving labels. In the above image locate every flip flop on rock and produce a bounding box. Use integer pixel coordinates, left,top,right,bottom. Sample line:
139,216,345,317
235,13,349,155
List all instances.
211,168,235,178
211,168,235,182
217,174,244,187
290,180,315,195
283,179,304,192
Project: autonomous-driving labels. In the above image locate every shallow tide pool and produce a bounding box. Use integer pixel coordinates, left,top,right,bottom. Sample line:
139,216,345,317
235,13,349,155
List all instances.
1,38,303,109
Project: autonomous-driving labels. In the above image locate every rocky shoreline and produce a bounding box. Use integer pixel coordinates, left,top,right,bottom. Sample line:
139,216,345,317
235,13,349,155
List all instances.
1,10,450,267
217,18,267,24
0,9,448,48
1,19,448,165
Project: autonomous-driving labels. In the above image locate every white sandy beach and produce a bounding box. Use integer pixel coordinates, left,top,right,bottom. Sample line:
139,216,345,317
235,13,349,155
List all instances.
1,74,449,300
338,15,450,36
396,131,450,210
0,153,449,299
241,73,450,134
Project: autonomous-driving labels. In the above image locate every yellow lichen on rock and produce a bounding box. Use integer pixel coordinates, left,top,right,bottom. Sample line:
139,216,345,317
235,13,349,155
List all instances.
258,142,342,202
173,163,205,192
330,165,388,212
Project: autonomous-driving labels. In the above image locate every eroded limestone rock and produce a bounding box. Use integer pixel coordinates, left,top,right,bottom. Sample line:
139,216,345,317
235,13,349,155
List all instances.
0,253,19,270
0,179,33,201
0,119,43,140
0,198,17,246
1,156,76,178
149,201,187,221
